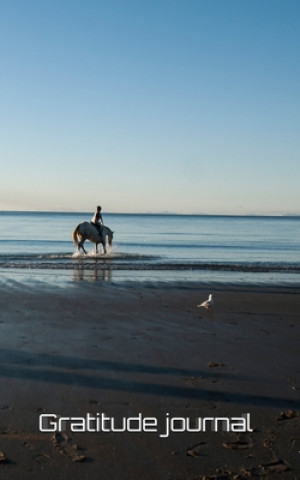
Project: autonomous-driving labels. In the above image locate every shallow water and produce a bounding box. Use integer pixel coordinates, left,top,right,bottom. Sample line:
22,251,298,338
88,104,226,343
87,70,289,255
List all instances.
0,211,300,285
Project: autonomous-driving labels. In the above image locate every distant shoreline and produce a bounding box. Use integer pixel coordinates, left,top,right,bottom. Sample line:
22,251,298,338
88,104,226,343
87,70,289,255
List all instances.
1,210,300,218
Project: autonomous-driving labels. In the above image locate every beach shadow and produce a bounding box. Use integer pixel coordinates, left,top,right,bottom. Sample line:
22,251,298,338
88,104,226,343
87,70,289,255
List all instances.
0,348,236,379
0,348,298,409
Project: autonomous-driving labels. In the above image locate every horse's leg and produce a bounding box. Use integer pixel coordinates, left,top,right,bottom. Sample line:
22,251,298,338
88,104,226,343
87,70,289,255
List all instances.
101,240,106,255
78,236,87,254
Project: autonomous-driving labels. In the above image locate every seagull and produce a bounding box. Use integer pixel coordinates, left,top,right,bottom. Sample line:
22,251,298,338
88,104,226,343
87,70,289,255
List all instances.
197,294,214,310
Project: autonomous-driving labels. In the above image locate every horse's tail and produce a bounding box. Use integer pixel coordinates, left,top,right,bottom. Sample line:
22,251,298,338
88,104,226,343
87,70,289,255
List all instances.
72,224,79,246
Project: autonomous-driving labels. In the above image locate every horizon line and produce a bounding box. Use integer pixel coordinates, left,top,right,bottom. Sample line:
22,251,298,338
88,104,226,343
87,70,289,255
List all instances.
0,209,299,218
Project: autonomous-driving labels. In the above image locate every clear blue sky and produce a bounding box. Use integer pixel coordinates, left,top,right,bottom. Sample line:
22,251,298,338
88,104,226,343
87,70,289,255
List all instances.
0,0,299,214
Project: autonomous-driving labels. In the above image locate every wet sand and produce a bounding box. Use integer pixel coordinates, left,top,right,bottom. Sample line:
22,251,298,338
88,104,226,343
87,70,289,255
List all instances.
0,278,299,479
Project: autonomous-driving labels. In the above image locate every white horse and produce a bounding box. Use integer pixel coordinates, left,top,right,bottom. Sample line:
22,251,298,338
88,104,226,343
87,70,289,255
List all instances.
72,222,114,254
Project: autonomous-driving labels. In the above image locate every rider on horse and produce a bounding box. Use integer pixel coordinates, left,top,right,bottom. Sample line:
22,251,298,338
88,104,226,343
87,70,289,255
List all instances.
90,205,103,238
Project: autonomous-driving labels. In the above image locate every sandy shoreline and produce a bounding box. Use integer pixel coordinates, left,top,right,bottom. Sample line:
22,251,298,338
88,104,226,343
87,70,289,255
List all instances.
0,278,299,479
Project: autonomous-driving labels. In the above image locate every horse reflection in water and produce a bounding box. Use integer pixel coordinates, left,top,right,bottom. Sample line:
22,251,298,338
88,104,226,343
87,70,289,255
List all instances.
73,264,112,282
72,222,114,254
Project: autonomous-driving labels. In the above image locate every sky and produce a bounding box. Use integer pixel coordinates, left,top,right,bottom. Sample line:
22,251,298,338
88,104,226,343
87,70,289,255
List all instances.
0,0,299,215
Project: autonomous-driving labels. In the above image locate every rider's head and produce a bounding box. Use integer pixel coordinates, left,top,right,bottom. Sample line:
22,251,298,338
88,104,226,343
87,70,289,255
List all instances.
97,205,101,211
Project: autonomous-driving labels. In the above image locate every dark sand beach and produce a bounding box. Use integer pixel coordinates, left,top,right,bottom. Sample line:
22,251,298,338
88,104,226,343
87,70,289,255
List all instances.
0,278,299,479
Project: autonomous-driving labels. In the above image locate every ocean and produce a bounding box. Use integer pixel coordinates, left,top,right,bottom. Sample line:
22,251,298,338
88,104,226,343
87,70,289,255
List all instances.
0,211,300,285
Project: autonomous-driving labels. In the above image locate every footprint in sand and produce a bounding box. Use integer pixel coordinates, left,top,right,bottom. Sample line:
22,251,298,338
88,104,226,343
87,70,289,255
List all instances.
277,410,300,422
52,432,85,462
222,440,251,450
183,376,205,384
186,442,207,457
203,459,290,479
208,362,224,368
259,459,290,473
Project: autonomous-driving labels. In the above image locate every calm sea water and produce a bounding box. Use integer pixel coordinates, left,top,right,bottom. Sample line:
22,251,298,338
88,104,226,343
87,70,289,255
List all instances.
0,211,300,285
